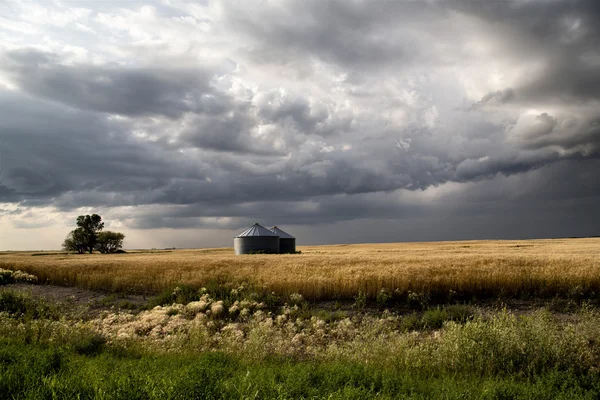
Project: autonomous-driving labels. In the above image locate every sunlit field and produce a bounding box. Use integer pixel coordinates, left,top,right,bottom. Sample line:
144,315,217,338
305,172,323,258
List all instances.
1,238,599,300
2,238,600,398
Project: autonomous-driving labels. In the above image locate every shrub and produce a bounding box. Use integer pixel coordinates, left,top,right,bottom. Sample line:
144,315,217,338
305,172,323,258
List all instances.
0,291,58,320
0,269,38,285
148,285,201,308
289,293,304,306
399,305,475,331
70,332,106,356
421,307,449,329
444,304,475,323
407,291,430,310
376,288,393,308
353,290,367,311
0,269,15,285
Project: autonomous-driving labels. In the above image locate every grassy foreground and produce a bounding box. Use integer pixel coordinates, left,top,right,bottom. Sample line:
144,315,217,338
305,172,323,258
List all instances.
2,286,600,399
1,238,599,300
3,341,600,399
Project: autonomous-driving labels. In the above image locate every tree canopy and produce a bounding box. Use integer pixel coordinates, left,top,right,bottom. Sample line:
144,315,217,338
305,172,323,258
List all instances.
62,228,87,254
63,214,125,254
76,214,104,254
95,231,125,254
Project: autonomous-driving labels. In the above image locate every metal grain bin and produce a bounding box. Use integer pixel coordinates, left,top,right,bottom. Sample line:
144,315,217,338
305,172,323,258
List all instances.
234,223,280,255
269,226,296,253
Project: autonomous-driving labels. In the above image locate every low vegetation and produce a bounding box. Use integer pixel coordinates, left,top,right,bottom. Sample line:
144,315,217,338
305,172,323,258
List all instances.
0,268,38,285
1,286,600,398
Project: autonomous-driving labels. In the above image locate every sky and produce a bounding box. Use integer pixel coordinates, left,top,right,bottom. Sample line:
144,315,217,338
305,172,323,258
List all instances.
0,0,599,250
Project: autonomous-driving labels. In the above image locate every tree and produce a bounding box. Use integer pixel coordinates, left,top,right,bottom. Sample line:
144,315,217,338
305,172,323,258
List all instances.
95,231,125,253
76,214,104,254
63,214,125,254
62,228,87,254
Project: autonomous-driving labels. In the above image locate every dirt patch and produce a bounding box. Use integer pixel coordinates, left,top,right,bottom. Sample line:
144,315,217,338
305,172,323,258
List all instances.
0,283,584,324
1,283,148,318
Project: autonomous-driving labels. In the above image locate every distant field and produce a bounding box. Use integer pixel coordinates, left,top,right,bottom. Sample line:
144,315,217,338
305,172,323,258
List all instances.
1,238,599,300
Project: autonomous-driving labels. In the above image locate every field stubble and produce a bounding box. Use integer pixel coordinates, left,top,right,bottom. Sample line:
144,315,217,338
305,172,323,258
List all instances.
1,238,599,301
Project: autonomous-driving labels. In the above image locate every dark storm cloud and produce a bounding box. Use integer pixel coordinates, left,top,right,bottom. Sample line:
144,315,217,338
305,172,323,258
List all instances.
461,0,600,168
502,110,600,156
107,156,600,232
519,58,600,103
450,0,600,45
0,91,209,204
0,72,594,233
3,109,577,219
464,0,600,104
1,0,599,245
52,153,406,210
232,0,600,105
178,87,354,154
226,0,430,69
0,167,58,195
111,192,423,230
179,111,287,155
1,48,224,118
254,90,327,133
0,90,399,212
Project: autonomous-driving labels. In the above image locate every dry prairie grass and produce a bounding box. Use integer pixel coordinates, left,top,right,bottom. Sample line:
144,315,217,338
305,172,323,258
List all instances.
1,238,599,300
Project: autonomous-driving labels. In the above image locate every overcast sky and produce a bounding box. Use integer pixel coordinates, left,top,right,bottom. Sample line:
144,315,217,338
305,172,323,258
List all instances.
0,0,599,250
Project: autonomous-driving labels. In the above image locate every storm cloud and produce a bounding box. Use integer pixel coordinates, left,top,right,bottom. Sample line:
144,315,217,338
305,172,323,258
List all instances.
0,0,598,249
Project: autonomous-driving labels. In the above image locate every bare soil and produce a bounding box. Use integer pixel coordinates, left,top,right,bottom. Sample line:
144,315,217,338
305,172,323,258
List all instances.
1,282,584,321
1,283,148,317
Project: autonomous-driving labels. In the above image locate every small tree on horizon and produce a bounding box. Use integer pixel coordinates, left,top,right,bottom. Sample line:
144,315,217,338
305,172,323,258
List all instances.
95,231,125,253
63,214,108,254
76,214,104,254
62,228,87,254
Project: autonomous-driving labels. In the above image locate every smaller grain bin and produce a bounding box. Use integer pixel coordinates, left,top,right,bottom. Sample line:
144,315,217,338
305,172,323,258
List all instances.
269,226,296,253
234,223,280,255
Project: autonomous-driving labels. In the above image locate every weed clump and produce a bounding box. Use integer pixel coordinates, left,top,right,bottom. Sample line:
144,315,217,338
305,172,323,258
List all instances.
0,291,58,320
0,269,38,285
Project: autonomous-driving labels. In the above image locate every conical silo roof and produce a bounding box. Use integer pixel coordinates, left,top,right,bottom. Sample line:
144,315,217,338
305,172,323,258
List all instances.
235,223,279,237
269,226,295,239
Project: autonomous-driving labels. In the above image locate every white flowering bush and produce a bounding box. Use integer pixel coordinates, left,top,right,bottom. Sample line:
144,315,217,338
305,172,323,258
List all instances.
86,303,599,375
289,293,304,305
0,269,38,284
0,271,14,286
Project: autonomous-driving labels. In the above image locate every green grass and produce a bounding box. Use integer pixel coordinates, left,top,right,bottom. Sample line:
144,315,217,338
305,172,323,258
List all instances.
0,290,59,320
1,340,600,400
2,290,600,399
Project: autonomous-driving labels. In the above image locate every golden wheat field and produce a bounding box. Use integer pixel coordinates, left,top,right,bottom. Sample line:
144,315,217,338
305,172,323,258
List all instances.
1,238,599,300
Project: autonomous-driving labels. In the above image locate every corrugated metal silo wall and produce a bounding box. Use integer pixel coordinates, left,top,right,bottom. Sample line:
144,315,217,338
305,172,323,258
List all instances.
278,238,296,253
234,236,280,255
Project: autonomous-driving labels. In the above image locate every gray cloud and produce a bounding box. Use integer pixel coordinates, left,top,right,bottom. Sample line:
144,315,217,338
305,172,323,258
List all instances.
0,167,57,195
0,91,208,203
472,89,515,109
1,48,224,118
226,1,427,69
506,111,600,155
464,0,600,104
450,0,600,46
